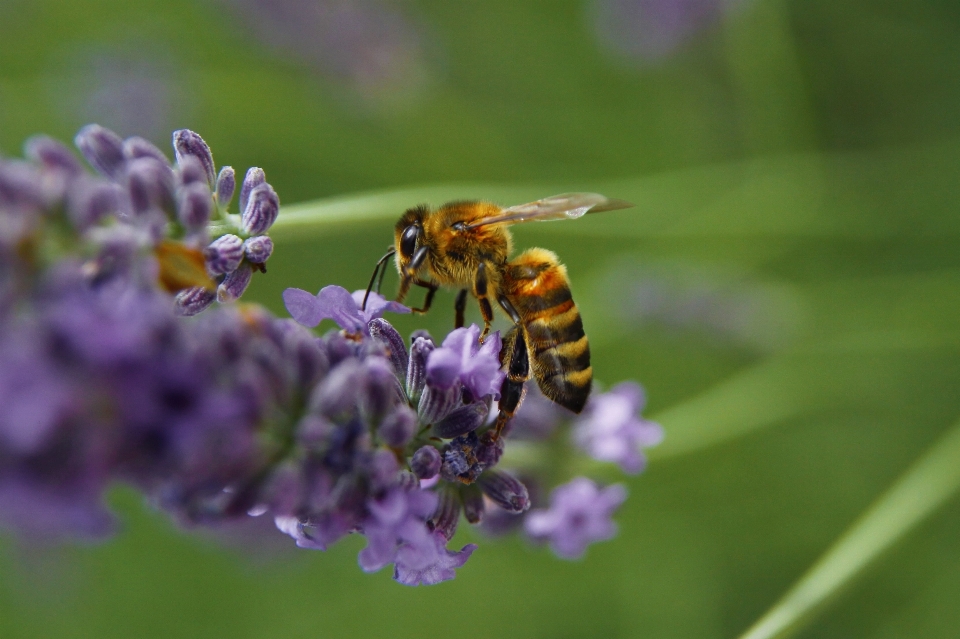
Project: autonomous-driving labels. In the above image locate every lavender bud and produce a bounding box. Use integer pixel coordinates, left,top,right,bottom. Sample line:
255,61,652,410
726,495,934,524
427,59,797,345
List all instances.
215,166,235,208
241,183,279,235
361,357,398,425
238,167,265,213
431,488,461,539
461,484,485,524
406,335,435,401
310,358,363,419
433,401,488,439
126,157,174,216
397,471,419,491
478,471,530,513
67,177,119,231
242,236,273,264
24,136,82,175
122,136,169,163
204,234,244,275
174,286,216,316
368,318,408,385
177,182,213,231
378,405,416,448
217,262,253,302
177,155,206,187
172,129,216,186
75,124,125,178
411,446,441,479
418,384,460,424
0,160,46,207
475,430,505,467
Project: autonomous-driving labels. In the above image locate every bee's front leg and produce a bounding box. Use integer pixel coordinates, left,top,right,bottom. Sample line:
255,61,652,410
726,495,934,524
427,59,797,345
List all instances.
410,279,438,314
474,262,494,342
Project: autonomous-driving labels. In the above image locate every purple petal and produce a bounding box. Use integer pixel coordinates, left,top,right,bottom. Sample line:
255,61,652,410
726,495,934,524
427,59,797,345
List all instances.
316,285,365,333
283,288,324,327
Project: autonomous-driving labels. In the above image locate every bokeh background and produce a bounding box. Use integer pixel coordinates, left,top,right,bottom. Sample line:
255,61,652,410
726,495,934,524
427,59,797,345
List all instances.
2,0,960,637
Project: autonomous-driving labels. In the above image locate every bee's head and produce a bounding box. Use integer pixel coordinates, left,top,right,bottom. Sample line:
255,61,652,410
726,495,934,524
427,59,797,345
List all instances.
362,206,429,311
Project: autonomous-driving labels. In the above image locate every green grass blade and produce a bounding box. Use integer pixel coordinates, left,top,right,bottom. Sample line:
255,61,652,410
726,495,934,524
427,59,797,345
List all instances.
737,419,960,639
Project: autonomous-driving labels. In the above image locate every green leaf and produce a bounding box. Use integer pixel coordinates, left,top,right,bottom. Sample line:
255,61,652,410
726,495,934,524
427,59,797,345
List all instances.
737,419,960,639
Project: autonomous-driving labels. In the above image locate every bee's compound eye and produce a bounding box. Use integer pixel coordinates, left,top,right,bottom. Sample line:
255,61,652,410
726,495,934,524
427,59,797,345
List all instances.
400,225,418,258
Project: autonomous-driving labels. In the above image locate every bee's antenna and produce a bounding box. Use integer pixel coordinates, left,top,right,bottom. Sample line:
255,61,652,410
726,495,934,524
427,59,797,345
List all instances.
362,248,396,311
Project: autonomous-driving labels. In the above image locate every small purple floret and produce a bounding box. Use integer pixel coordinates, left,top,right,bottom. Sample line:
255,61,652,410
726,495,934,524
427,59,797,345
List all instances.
524,477,627,559
572,381,663,474
283,285,409,333
241,183,279,235
425,325,504,401
394,530,477,586
243,236,273,264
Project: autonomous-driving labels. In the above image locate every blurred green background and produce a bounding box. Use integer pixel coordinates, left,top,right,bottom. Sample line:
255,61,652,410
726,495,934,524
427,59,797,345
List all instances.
3,0,960,637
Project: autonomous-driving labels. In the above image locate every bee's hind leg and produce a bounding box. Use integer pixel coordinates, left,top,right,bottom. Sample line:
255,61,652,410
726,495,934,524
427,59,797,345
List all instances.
474,262,495,341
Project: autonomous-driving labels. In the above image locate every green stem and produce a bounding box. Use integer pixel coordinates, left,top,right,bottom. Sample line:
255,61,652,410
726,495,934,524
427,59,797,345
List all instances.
737,419,960,639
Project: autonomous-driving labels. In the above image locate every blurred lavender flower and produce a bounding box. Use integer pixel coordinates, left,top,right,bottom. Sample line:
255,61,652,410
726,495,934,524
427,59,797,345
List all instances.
525,477,627,559
590,0,749,64
220,0,431,108
573,382,663,474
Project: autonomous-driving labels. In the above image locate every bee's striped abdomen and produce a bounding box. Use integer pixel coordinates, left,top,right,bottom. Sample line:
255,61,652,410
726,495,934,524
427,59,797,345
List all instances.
502,248,591,413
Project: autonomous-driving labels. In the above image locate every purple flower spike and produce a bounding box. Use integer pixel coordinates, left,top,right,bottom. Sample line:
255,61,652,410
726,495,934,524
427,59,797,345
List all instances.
242,235,273,264
238,167,265,214
283,285,409,333
241,183,279,235
426,325,504,401
173,129,216,186
174,286,216,316
524,477,627,559
204,234,244,275
75,124,125,178
572,381,663,474
217,262,253,302
394,531,477,586
122,136,169,163
177,182,213,231
216,166,236,208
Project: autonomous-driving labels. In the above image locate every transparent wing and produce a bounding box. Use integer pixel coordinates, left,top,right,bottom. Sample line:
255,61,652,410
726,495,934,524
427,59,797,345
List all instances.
464,192,633,229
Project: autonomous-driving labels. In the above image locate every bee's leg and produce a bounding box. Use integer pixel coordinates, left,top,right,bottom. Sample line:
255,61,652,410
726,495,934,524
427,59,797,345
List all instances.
410,279,438,314
492,325,529,440
474,262,494,341
454,289,468,329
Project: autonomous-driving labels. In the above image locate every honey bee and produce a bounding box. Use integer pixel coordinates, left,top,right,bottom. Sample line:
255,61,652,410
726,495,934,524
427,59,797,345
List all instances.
362,193,632,433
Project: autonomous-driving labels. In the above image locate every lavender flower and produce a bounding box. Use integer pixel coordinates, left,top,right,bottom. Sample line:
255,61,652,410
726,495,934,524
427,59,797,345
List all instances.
524,477,627,559
0,123,661,588
573,382,663,474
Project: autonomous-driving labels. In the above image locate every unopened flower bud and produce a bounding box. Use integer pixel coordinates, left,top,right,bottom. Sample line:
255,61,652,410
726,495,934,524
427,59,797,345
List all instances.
368,318,408,385
378,405,416,448
478,470,530,513
25,136,82,175
418,385,460,424
67,177,119,231
433,401,487,439
173,129,216,186
122,136,169,163
411,446,441,480
174,286,217,316
204,234,244,274
215,166,235,208
431,488,461,539
361,357,399,425
461,484,485,524
242,235,273,264
241,183,279,235
217,262,252,302
177,155,206,187
239,167,265,213
177,182,213,231
406,335,434,401
127,157,174,216
75,124,125,178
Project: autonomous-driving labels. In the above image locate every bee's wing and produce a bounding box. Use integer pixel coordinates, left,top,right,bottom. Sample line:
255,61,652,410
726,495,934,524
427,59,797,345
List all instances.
464,192,633,229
